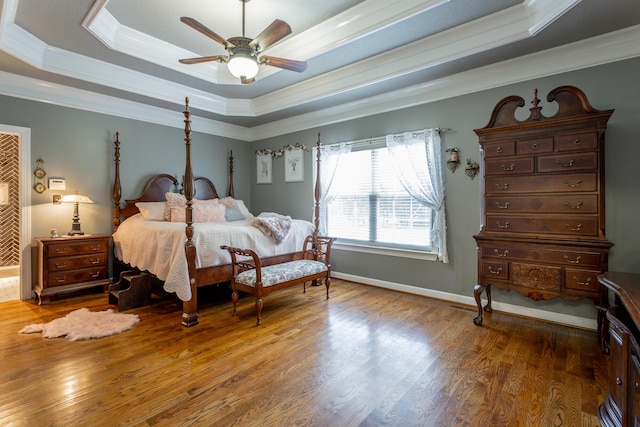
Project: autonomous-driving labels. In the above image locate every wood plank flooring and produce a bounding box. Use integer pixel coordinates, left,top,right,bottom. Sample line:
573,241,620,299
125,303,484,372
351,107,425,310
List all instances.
0,279,607,426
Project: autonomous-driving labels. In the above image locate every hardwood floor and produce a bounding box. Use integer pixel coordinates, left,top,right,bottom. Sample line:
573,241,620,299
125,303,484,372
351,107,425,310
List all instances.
0,279,607,426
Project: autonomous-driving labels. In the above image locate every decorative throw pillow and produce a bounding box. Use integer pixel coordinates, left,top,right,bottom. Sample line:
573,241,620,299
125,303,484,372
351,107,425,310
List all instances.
170,199,226,223
164,192,187,221
219,197,253,218
225,206,245,222
135,201,167,221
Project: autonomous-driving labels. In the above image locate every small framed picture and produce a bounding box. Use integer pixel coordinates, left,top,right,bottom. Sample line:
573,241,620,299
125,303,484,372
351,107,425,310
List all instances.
256,154,272,184
284,148,304,182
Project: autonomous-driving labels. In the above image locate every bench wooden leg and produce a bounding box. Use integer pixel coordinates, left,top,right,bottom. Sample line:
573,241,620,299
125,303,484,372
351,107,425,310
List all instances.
231,290,239,316
325,276,331,299
255,297,263,326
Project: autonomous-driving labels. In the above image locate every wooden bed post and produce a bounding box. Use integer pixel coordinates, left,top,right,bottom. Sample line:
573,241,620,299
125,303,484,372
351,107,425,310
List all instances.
182,97,199,327
314,132,321,238
228,150,235,197
113,132,122,231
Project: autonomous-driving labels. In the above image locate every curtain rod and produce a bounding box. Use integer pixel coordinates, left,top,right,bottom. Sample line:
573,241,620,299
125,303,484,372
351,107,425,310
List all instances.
325,127,450,148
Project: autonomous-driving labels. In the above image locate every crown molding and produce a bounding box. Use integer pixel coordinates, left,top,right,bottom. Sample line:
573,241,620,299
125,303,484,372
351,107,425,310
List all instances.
1,25,638,142
1,0,582,119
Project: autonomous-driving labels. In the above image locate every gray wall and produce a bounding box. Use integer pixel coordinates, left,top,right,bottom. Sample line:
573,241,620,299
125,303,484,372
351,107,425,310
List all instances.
251,57,640,319
0,96,252,240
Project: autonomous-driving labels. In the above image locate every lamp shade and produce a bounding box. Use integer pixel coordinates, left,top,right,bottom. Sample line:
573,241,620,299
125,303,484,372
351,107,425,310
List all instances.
61,194,93,204
227,54,259,79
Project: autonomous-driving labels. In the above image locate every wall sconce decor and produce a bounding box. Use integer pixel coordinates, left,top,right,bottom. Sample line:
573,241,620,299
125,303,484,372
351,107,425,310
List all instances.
33,158,47,193
465,158,480,180
445,146,460,173
61,192,93,235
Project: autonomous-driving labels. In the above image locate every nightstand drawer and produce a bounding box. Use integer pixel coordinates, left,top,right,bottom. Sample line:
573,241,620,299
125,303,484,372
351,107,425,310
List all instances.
47,253,107,272
46,240,107,257
47,267,108,287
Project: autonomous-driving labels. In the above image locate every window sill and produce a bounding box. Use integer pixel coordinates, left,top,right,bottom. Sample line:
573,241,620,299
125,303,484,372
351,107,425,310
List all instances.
332,242,438,261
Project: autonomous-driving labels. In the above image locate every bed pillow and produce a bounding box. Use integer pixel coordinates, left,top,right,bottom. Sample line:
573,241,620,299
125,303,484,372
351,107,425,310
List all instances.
165,192,187,221
225,206,246,222
170,199,226,223
219,197,253,219
135,201,167,221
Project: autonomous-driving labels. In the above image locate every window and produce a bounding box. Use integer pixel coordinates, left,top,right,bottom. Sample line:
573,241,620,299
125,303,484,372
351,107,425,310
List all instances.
325,144,432,251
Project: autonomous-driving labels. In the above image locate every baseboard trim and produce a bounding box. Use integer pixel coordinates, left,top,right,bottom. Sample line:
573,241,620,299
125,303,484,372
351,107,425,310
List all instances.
331,271,597,331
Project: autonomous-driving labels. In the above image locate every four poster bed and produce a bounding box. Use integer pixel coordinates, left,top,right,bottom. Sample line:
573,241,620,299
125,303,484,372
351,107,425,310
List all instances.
111,98,324,327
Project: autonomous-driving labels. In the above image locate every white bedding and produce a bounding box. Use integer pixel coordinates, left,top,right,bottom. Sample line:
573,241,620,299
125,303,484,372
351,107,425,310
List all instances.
112,214,315,300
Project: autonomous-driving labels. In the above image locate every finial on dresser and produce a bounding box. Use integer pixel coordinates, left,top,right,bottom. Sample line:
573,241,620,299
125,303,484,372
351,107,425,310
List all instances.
529,88,542,120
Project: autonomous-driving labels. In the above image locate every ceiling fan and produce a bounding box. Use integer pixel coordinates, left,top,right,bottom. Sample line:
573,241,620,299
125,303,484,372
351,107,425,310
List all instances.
178,0,307,84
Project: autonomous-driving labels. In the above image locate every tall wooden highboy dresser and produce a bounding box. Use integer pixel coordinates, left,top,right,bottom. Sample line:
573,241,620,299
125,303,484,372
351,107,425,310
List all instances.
472,85,614,327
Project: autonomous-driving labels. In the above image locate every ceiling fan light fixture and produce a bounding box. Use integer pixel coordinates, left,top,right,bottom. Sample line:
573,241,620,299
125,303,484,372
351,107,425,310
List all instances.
227,53,259,79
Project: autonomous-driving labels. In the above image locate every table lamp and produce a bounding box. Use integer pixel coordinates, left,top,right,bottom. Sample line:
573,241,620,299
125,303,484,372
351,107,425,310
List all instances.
61,192,93,236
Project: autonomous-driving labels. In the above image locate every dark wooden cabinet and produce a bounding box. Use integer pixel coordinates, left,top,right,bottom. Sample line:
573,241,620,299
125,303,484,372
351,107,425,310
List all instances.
35,234,111,304
472,86,614,326
599,272,640,427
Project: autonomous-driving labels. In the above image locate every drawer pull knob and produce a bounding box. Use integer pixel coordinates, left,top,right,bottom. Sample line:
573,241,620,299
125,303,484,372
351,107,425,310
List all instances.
496,147,503,153
54,248,68,255
564,201,583,209
573,276,591,286
488,267,503,274
574,139,581,145
496,221,510,229
496,183,510,190
90,245,101,252
563,179,582,188
531,143,538,149
616,377,622,386
494,249,509,257
564,223,583,231
496,202,510,209
90,258,100,265
54,262,67,269
563,255,582,264
55,276,67,284
502,164,515,171
558,159,575,167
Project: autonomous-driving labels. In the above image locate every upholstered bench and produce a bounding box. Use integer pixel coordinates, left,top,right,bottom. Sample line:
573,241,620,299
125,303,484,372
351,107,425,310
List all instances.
221,234,336,325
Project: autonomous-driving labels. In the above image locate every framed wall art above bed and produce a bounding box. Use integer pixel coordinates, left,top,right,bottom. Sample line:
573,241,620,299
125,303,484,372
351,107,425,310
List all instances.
284,147,304,182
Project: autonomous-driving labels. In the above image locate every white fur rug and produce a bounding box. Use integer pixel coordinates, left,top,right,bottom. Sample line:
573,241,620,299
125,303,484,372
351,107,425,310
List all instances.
19,308,139,341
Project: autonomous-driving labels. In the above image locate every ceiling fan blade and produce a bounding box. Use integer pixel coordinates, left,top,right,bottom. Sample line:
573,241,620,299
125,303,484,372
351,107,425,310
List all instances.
249,19,292,52
260,56,307,73
240,76,256,84
179,55,227,65
180,17,233,49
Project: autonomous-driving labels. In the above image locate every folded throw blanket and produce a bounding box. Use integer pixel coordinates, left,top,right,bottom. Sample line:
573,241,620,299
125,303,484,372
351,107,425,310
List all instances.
251,212,293,243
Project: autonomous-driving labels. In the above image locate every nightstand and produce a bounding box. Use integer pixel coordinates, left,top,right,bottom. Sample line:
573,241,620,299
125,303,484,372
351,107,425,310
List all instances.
35,234,111,304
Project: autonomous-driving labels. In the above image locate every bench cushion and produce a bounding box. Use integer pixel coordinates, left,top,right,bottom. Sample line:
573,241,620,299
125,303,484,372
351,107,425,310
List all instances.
236,260,328,288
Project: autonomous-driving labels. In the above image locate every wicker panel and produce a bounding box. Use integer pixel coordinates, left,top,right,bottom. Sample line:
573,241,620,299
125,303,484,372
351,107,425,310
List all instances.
0,133,19,266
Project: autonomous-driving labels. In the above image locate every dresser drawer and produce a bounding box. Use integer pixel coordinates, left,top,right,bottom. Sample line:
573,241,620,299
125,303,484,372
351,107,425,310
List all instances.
483,141,515,158
564,268,600,292
480,244,602,269
485,172,597,194
47,267,108,287
485,214,599,236
485,195,597,214
485,157,534,175
537,152,598,173
481,260,509,280
556,132,598,152
46,240,108,257
512,262,562,291
516,137,554,155
47,253,107,272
